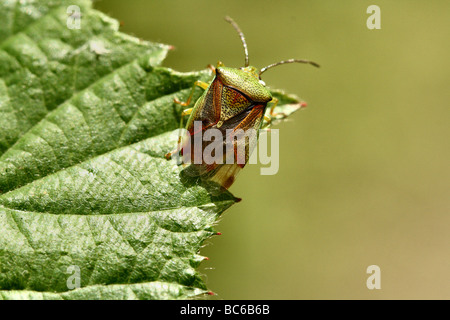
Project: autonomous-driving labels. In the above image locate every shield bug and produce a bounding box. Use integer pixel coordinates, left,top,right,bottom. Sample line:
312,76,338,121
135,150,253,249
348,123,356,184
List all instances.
166,16,319,190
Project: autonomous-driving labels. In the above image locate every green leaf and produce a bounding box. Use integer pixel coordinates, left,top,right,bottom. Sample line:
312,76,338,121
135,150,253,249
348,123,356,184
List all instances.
0,0,305,300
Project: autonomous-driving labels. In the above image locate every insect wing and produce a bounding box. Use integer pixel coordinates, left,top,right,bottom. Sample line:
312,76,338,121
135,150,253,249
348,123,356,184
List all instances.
184,104,266,189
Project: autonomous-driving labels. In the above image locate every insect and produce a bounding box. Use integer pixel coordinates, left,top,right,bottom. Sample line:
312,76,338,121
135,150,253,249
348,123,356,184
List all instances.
166,16,319,190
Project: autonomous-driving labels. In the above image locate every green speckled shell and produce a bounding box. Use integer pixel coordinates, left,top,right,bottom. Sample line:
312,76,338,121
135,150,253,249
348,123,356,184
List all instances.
216,67,272,103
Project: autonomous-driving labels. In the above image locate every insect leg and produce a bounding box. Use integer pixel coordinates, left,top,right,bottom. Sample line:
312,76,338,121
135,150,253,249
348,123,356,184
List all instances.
179,108,192,129
206,64,216,73
268,97,281,117
261,97,281,129
261,115,274,130
165,108,194,160
174,80,209,107
167,77,210,161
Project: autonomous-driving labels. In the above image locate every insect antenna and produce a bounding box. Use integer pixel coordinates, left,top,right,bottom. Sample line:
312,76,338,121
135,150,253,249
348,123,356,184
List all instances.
224,16,249,67
259,59,320,76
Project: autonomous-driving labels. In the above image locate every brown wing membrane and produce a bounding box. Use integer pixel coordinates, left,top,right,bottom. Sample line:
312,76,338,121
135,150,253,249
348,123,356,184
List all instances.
186,76,223,134
183,103,266,190
229,105,265,168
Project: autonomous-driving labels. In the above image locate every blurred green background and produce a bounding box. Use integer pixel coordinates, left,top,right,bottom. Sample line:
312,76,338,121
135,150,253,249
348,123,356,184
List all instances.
95,0,449,299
